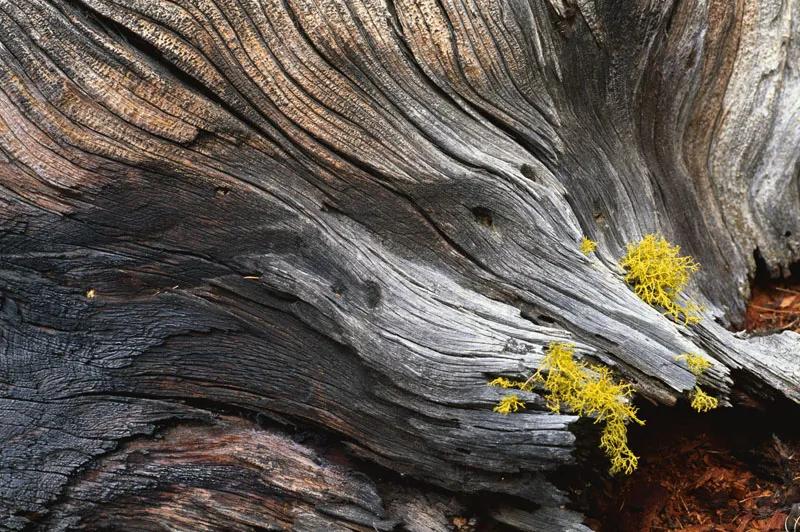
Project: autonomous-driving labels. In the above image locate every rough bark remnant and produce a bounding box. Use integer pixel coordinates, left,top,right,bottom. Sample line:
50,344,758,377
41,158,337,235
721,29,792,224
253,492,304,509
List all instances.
0,0,798,529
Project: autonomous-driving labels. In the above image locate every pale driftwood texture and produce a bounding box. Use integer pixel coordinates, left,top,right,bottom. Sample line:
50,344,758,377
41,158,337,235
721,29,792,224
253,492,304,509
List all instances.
0,0,798,530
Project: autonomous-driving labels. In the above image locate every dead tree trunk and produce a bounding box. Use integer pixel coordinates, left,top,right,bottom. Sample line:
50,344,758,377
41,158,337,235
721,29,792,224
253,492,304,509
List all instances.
0,0,798,530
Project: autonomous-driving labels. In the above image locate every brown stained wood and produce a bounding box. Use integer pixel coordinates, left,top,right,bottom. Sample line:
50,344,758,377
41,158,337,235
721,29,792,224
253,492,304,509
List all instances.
40,415,510,531
40,416,399,531
0,0,798,530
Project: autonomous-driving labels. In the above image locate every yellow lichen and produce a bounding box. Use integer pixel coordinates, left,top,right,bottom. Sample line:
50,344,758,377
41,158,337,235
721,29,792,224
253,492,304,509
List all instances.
488,377,514,388
601,416,640,475
488,343,645,474
581,237,598,255
619,234,703,325
675,353,712,377
532,342,645,475
493,394,525,414
675,353,719,413
488,377,533,391
689,387,719,413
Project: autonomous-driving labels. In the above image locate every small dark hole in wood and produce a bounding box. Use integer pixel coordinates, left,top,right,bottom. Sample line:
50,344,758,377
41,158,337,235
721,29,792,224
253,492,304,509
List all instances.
215,186,230,196
786,231,792,237
188,129,215,147
471,207,494,228
592,204,607,227
331,283,346,297
320,201,347,216
520,164,538,183
364,281,381,308
537,314,556,324
455,447,472,455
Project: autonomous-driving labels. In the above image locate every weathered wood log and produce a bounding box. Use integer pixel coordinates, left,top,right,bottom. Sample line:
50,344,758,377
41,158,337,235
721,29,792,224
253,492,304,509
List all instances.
42,416,399,531
0,0,798,529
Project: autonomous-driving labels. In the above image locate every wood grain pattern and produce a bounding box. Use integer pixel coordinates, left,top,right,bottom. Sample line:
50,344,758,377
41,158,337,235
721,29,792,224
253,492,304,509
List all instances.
41,416,399,531
0,0,797,529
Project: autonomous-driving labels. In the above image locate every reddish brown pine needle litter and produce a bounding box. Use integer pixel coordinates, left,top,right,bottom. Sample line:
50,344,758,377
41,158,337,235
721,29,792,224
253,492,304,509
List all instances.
586,270,800,531
744,278,800,333
586,406,800,532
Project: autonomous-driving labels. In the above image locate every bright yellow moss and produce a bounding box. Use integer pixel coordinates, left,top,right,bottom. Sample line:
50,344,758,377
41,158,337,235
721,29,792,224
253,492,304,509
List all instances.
675,353,719,412
488,377,533,392
690,387,719,413
488,343,644,474
489,377,514,388
602,417,639,475
581,237,598,255
620,234,703,325
675,353,712,377
493,394,525,414
532,342,645,475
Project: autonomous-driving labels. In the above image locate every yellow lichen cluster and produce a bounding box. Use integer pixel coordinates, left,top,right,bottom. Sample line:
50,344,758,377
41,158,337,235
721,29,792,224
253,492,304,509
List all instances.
486,236,717,473
620,234,703,325
581,237,598,255
675,353,719,413
488,377,532,391
675,352,711,376
690,388,718,413
490,342,644,475
493,394,526,414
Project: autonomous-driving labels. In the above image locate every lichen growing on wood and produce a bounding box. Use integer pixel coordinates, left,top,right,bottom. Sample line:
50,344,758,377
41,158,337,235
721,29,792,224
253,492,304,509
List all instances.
689,388,719,413
493,394,526,414
675,353,719,412
620,234,703,325
490,342,645,475
581,237,598,255
488,377,532,391
533,342,645,475
675,352,712,377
